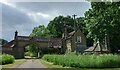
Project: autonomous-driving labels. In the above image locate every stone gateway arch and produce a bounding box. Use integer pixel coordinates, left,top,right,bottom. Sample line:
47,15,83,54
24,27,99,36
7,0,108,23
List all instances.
2,31,62,58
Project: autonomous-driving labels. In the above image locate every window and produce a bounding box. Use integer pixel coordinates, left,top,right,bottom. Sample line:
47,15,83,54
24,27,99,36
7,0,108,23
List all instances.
77,36,81,43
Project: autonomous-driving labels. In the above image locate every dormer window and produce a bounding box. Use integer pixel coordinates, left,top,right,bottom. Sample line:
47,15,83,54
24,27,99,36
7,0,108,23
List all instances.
77,36,81,43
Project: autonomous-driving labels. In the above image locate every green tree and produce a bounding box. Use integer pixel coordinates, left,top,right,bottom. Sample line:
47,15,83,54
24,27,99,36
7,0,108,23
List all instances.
30,25,51,38
0,39,8,45
29,25,52,56
85,2,120,53
77,17,88,35
77,17,94,47
28,43,39,57
47,15,75,38
47,15,86,38
25,43,39,57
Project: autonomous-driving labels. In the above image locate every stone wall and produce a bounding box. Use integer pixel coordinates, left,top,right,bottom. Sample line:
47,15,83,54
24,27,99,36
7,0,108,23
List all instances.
71,29,87,52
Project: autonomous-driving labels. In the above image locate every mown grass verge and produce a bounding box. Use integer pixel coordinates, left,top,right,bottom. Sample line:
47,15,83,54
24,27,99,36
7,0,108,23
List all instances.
42,54,120,68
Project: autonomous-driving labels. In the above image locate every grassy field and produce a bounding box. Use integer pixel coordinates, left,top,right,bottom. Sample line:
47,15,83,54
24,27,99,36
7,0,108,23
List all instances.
40,59,66,68
2,59,26,68
42,54,120,68
40,59,120,70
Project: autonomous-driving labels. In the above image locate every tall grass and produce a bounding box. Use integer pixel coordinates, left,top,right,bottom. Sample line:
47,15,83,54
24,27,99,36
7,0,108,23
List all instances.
0,54,15,65
42,54,120,68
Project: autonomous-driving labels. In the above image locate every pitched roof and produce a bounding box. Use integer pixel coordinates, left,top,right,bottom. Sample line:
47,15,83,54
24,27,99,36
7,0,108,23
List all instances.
51,38,62,46
2,40,15,48
84,43,108,52
67,29,85,39
17,36,49,42
68,31,75,38
84,47,94,52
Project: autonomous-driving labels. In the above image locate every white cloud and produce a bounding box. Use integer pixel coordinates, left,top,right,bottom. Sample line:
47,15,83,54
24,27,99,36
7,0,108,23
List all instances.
37,12,50,18
27,12,51,23
0,0,16,8
1,2,91,41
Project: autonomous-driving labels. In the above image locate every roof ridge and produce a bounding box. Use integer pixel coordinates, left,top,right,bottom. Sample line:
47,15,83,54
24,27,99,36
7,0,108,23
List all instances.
2,40,15,47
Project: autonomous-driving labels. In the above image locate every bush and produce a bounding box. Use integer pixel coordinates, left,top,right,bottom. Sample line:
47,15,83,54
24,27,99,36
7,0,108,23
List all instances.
42,54,120,68
0,54,15,65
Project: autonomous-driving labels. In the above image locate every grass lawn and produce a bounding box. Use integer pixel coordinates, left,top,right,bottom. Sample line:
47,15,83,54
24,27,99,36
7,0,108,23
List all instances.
2,59,26,68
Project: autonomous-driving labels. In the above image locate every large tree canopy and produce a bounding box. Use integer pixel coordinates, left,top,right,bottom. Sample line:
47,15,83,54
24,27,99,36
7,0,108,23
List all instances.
47,15,74,38
47,15,87,38
30,15,87,38
30,25,51,38
85,2,120,53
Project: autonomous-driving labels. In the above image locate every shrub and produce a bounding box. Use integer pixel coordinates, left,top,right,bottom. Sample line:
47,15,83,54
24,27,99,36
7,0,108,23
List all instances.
0,54,15,65
42,54,120,68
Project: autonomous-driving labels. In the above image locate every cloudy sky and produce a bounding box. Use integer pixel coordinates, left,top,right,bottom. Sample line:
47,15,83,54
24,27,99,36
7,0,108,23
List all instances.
0,0,91,41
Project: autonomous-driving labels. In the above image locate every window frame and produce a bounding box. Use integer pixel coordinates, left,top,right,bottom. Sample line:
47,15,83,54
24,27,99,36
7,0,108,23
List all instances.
77,36,82,43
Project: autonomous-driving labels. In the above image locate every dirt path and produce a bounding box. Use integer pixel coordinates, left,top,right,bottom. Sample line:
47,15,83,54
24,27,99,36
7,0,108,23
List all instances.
12,59,46,68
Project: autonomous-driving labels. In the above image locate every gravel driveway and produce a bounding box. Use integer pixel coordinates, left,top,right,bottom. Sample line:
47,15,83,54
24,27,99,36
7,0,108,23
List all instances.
12,59,46,68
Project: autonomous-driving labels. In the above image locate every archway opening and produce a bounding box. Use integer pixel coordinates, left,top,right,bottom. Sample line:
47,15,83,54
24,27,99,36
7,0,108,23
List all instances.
24,43,41,59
